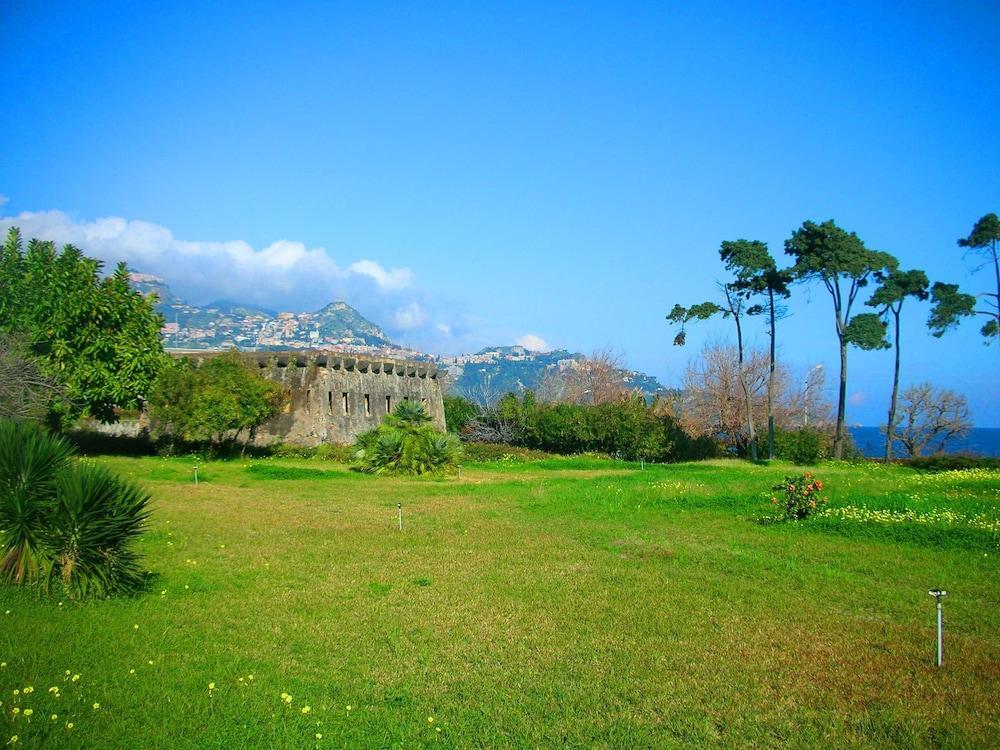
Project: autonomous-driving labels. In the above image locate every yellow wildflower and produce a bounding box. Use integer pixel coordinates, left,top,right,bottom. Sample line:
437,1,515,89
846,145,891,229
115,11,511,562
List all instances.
21,688,32,694
11,708,18,715
208,682,216,691
427,716,434,723
8,736,17,744
301,706,311,714
315,733,322,740
50,715,57,721
71,674,80,682
66,722,73,729
92,703,100,710
21,710,31,718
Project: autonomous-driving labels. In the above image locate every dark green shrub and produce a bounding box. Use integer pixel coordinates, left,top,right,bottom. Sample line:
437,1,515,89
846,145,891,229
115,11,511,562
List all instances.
0,419,151,597
314,443,353,462
900,455,1000,471
354,402,462,475
774,428,827,465
472,392,719,462
461,443,555,462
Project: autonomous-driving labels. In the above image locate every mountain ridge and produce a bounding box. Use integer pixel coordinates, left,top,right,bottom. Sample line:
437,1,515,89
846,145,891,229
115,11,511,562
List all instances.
131,274,667,396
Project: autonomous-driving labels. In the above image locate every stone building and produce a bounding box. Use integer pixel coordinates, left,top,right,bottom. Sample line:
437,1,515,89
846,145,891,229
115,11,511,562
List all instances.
186,350,446,446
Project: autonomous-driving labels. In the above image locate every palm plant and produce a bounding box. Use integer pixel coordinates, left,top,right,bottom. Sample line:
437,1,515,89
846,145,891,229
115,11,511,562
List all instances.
51,462,151,598
353,403,461,475
0,420,74,584
0,419,152,597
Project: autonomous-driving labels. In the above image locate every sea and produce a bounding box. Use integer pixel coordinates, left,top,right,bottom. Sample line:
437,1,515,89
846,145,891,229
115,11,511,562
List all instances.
849,426,1000,458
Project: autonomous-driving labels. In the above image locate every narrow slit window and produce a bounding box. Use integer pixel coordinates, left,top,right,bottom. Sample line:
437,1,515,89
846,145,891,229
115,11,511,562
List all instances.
385,395,391,413
403,396,409,402
327,391,333,415
342,392,349,415
364,394,371,416
305,389,311,414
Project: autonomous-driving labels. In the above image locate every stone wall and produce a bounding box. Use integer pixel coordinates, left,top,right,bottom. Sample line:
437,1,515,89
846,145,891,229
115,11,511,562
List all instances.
187,351,446,446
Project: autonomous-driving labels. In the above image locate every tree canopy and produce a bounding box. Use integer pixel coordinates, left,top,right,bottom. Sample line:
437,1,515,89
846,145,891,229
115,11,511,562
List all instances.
0,227,166,425
148,351,287,451
784,220,897,459
955,212,999,344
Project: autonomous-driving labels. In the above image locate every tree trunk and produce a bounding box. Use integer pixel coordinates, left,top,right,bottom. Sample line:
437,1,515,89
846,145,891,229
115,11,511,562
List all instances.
884,306,902,463
834,335,847,460
992,240,1000,346
767,289,776,460
734,311,758,461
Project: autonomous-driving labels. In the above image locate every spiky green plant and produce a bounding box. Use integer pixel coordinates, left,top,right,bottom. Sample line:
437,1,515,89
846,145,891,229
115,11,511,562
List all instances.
0,419,152,597
0,420,74,584
50,462,152,598
353,403,461,475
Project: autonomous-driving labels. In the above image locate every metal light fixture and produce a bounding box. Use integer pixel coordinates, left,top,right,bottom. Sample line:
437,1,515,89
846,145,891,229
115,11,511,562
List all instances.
928,589,947,667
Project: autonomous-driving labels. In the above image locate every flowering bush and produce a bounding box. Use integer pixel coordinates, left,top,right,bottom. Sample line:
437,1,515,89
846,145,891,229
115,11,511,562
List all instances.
771,472,825,520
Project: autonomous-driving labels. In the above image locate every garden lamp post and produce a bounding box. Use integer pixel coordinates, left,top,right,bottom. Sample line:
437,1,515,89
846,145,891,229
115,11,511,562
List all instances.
928,589,947,667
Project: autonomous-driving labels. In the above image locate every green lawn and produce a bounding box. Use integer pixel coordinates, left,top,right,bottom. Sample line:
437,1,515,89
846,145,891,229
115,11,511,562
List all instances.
1,457,997,748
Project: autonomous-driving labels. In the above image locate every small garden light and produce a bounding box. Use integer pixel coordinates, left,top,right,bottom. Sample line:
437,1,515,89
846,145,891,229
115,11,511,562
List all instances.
398,501,403,531
928,589,947,667
193,465,199,486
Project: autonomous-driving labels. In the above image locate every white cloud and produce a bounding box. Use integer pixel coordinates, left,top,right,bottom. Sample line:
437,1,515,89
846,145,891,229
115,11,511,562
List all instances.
0,207,428,319
393,302,429,330
0,205,531,356
848,391,867,406
348,259,414,291
0,195,8,208
516,334,549,352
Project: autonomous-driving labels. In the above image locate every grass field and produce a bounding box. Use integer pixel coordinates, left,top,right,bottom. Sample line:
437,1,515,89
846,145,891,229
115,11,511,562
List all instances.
1,456,998,748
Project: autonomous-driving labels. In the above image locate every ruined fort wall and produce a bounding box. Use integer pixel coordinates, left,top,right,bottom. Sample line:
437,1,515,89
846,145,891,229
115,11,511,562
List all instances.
190,352,446,447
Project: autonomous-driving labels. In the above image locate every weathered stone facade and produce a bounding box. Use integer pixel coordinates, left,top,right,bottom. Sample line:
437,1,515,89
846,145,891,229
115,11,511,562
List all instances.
186,351,446,446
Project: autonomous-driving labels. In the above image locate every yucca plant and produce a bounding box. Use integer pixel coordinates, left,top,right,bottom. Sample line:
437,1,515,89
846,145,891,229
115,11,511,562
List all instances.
0,419,152,597
0,420,74,585
353,403,461,475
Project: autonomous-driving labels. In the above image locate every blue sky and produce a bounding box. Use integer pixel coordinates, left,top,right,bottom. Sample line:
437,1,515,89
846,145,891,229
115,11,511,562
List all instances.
1,1,997,425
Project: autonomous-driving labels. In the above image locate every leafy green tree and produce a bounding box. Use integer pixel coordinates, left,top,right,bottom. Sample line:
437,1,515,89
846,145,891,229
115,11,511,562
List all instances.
927,282,976,338
0,227,166,426
866,270,977,462
957,212,1000,344
720,240,792,459
443,394,479,434
784,220,897,459
865,270,927,461
149,351,288,453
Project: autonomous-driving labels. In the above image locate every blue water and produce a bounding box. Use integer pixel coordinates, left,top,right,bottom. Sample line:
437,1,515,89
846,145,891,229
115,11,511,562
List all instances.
849,426,1000,458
